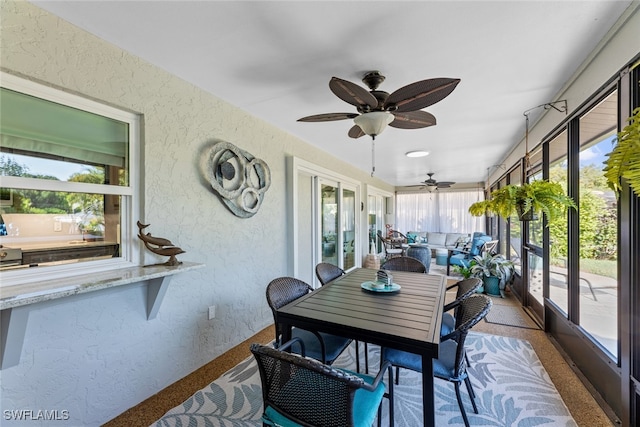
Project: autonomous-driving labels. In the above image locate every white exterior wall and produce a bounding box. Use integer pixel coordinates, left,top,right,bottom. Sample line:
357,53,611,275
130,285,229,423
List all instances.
0,1,393,425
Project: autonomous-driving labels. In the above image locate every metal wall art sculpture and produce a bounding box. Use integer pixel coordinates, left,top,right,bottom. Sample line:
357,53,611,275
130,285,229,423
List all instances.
207,141,271,218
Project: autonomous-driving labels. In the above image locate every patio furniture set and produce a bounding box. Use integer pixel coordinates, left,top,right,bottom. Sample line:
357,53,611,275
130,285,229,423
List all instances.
254,261,493,427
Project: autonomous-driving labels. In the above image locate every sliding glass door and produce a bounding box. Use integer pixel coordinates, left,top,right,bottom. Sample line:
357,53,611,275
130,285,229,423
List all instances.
320,182,339,265
342,188,356,270
319,179,358,273
289,157,361,285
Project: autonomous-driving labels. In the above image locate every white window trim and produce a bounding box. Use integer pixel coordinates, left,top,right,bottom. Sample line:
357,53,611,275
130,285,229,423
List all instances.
0,72,141,287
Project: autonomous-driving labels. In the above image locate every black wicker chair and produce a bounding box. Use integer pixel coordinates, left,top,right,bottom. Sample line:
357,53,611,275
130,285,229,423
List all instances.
441,277,483,336
380,256,427,273
266,276,353,367
381,294,493,427
315,262,369,374
251,338,393,427
390,277,483,386
315,262,345,286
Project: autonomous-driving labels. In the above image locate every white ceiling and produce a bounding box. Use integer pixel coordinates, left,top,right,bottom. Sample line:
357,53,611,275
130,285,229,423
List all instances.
30,0,633,188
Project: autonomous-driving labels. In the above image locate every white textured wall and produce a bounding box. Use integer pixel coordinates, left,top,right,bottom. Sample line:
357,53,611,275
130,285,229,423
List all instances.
0,1,393,425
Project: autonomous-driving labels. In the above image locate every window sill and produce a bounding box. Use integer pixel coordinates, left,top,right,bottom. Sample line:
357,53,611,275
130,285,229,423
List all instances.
0,261,204,369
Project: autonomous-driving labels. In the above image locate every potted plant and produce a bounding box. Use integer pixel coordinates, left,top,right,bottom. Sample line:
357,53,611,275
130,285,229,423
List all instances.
470,252,514,297
603,107,640,197
468,180,576,222
451,260,476,279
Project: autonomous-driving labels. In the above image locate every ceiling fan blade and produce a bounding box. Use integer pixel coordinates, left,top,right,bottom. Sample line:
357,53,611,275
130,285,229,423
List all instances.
437,181,455,187
385,78,461,113
330,77,378,110
389,110,437,129
297,112,359,122
348,125,365,139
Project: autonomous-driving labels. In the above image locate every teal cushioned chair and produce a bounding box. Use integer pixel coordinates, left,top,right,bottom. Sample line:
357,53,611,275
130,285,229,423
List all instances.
381,295,493,427
266,277,353,367
448,234,491,270
251,338,393,427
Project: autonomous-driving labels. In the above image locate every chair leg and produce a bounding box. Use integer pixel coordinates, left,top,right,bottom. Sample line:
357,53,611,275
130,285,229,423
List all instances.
364,342,369,374
355,341,361,373
395,366,400,385
464,376,478,413
465,373,476,399
387,365,394,427
454,382,471,427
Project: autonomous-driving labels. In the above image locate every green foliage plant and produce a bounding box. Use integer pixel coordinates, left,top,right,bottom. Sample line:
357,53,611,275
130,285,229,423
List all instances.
468,180,577,223
470,252,514,291
452,261,476,279
603,107,640,196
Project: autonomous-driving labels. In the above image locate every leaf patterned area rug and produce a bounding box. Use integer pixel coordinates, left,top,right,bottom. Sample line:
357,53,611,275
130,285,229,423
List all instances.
151,332,577,427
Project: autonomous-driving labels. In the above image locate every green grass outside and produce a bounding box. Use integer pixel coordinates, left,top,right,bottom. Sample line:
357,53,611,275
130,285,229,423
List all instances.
552,257,617,279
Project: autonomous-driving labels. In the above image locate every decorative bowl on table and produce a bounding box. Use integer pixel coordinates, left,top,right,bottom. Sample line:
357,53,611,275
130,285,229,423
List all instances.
370,281,386,290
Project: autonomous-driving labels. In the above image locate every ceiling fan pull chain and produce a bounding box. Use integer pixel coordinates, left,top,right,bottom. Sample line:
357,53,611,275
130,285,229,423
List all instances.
371,138,376,177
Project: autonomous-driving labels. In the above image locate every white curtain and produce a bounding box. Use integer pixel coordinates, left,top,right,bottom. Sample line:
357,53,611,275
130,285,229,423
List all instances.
395,190,486,234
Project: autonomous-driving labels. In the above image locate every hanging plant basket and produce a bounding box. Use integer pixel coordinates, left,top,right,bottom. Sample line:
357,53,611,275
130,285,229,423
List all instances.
468,180,576,223
515,201,538,221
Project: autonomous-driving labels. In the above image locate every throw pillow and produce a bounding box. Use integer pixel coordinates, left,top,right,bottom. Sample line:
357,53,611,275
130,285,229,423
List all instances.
407,233,417,243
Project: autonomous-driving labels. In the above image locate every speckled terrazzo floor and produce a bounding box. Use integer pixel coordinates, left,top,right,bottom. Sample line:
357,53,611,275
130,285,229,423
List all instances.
105,279,615,427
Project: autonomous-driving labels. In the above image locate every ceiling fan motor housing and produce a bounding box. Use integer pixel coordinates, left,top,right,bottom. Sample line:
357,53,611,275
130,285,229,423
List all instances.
362,71,385,90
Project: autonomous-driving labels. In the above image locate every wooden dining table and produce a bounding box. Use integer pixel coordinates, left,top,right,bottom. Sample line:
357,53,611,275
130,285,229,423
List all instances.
277,267,446,427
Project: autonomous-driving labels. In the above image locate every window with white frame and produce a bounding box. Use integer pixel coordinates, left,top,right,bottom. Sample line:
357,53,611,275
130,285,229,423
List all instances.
0,73,140,285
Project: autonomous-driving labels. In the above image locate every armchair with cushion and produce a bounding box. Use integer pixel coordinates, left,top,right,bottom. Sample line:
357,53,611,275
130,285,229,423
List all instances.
447,234,492,274
381,294,493,427
266,277,354,367
251,338,393,427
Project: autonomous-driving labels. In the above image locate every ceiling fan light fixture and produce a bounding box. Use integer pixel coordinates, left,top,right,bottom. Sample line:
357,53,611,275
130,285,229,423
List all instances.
354,111,394,137
426,184,438,192
405,150,430,158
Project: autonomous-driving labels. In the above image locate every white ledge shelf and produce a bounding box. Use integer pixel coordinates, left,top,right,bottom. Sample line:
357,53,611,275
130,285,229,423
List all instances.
0,261,204,369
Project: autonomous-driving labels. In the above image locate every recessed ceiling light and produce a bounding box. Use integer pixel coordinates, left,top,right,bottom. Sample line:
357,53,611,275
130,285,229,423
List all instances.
405,150,430,158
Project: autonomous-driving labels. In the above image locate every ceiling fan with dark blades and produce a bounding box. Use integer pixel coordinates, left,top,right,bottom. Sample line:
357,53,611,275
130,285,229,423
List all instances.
407,173,455,192
297,71,460,139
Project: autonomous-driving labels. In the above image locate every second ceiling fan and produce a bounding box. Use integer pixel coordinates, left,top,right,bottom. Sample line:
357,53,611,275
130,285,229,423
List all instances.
409,173,455,192
297,71,460,139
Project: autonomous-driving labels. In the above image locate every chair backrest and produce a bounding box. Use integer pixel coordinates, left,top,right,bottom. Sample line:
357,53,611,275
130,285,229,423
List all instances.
455,277,483,300
381,256,427,273
443,277,482,312
315,262,345,286
266,277,312,342
447,294,493,377
468,235,492,257
406,245,431,273
251,342,366,426
389,229,407,242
